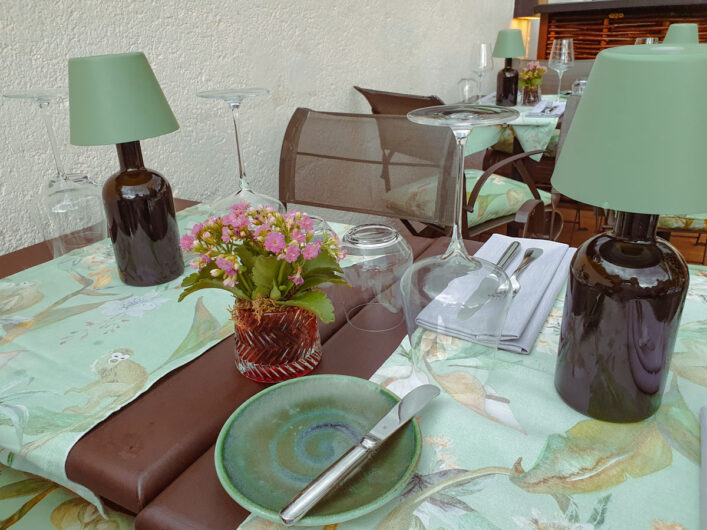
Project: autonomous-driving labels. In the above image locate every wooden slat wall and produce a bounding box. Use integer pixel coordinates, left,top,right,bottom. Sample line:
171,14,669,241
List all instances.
538,6,707,59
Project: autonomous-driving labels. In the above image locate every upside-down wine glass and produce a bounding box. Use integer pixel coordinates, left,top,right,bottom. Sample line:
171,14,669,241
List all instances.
197,88,285,215
458,42,494,103
548,39,575,100
3,89,106,257
401,105,517,385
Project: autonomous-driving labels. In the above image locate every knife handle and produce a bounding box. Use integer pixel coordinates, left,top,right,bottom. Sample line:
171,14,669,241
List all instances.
279,435,379,526
497,241,520,269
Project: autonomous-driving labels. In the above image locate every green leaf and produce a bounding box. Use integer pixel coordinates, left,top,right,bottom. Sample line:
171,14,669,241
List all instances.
178,279,246,302
302,252,340,275
270,284,281,301
511,418,672,495
252,256,281,291
670,339,707,387
655,375,700,464
181,272,201,288
278,290,334,323
235,246,257,271
296,273,348,292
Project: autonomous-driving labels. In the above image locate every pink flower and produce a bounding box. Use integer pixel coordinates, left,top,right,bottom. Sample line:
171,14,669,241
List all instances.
230,202,249,213
200,254,211,264
264,232,286,253
189,259,201,270
191,223,204,237
288,274,304,285
215,257,235,274
221,227,232,243
180,234,195,250
223,276,237,287
283,243,300,263
298,214,314,231
254,223,271,238
291,230,306,244
288,266,303,285
302,241,321,260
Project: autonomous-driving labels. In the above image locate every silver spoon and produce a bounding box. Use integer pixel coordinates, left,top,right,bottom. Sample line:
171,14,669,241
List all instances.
510,248,543,295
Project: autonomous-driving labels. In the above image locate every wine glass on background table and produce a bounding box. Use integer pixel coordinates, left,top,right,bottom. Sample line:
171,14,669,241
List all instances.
458,42,494,102
401,105,516,385
548,38,575,100
197,88,285,216
635,37,660,44
3,89,106,257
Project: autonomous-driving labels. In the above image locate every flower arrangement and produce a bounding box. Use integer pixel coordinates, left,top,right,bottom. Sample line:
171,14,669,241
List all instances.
519,61,547,88
178,203,346,323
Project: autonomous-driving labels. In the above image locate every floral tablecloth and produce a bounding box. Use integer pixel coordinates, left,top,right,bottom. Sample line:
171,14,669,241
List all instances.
0,205,358,527
239,265,707,530
1,251,705,528
466,95,560,162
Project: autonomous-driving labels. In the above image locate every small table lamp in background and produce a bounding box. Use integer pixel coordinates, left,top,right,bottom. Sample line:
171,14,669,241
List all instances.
69,52,184,287
551,25,706,423
492,29,526,106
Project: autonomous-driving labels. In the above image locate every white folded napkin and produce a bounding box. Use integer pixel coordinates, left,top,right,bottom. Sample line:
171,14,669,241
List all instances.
416,234,574,354
526,100,566,118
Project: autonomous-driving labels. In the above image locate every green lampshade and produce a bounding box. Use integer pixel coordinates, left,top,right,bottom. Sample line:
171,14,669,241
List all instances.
551,42,707,215
663,23,699,45
492,29,526,58
69,52,179,146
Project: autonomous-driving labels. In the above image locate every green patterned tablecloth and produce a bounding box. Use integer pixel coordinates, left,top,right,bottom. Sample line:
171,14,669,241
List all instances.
240,265,707,530
466,96,560,162
1,251,705,528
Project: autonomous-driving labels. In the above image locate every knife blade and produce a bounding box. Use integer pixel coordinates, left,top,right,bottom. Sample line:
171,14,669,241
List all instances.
279,384,440,526
457,241,519,320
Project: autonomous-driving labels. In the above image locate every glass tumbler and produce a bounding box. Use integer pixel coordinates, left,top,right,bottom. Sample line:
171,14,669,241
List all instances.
340,224,413,332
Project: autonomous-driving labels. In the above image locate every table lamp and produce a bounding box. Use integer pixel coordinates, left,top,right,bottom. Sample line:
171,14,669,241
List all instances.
663,23,699,44
551,35,707,422
69,52,184,287
492,29,526,106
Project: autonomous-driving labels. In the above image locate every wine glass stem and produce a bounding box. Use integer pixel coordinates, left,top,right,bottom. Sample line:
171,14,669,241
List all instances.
557,71,564,100
38,100,66,178
443,132,470,259
229,102,250,191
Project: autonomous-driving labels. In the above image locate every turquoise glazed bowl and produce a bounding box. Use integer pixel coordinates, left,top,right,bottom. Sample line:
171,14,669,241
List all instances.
214,374,422,526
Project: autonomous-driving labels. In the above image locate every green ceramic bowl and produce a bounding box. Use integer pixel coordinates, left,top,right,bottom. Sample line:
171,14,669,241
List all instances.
214,374,422,526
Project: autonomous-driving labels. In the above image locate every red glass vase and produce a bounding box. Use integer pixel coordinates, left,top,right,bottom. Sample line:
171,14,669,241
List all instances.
232,306,322,383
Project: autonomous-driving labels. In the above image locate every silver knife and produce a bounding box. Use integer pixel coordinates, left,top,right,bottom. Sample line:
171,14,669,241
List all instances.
279,384,440,526
457,241,519,320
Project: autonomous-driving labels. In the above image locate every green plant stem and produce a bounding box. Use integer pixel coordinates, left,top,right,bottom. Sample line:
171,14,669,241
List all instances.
277,260,286,286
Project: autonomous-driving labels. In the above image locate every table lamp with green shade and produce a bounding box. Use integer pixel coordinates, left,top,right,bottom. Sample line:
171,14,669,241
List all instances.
492,29,526,106
551,33,707,422
69,52,184,287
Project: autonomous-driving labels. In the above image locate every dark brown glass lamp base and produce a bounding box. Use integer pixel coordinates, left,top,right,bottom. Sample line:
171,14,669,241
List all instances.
103,141,184,287
554,212,689,423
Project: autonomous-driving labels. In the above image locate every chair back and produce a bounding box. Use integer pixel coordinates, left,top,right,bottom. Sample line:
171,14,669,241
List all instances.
279,108,458,226
353,86,444,115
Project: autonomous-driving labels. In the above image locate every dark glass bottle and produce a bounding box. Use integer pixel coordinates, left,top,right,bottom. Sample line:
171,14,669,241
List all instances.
103,141,184,286
495,58,519,107
554,212,689,422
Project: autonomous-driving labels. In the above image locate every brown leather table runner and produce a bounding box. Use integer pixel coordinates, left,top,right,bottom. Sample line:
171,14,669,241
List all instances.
0,199,436,514
135,238,482,530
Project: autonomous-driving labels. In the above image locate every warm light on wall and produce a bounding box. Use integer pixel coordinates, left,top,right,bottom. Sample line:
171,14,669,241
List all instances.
510,17,538,59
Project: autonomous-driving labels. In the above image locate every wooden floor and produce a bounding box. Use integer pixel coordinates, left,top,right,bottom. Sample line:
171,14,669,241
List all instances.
483,205,707,266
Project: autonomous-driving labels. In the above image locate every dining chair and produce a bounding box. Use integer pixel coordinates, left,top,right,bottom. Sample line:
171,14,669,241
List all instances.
353,86,444,115
279,108,561,240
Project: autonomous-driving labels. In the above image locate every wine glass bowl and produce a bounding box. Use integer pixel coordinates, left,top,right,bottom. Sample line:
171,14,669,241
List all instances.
197,88,285,215
548,38,575,99
402,104,517,384
4,89,106,257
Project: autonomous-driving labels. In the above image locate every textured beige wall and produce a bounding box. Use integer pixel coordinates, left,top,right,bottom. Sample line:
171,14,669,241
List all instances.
0,0,513,254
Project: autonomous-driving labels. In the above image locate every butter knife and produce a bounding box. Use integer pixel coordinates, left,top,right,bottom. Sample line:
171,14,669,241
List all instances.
279,384,440,526
457,241,519,320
